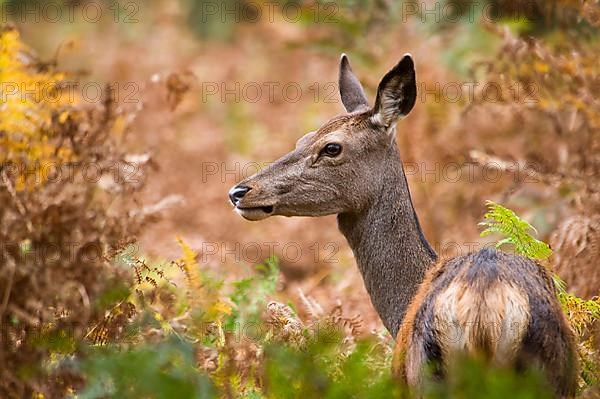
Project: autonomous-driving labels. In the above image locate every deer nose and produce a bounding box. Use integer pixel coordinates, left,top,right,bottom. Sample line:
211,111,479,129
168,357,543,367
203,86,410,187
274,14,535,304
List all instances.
229,185,251,205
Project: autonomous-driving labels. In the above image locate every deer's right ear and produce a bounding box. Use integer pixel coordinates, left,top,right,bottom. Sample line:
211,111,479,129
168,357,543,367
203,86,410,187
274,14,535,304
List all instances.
339,54,369,113
370,54,417,129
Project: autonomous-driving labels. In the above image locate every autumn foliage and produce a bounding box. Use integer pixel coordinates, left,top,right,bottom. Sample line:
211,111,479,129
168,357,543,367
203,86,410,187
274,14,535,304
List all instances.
1,0,599,397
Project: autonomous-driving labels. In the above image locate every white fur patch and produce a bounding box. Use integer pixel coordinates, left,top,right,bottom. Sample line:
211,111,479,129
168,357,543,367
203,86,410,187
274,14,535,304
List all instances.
433,281,530,366
370,113,385,127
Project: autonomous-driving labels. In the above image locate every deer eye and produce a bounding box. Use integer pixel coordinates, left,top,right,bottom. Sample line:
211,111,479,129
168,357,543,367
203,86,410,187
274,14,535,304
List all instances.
321,143,342,157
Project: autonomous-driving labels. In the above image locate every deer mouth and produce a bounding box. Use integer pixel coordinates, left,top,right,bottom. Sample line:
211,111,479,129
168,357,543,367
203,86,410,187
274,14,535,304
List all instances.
235,205,274,221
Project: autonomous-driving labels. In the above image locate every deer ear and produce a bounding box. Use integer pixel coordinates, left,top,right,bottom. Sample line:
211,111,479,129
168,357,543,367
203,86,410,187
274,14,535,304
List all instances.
371,54,417,128
339,54,369,113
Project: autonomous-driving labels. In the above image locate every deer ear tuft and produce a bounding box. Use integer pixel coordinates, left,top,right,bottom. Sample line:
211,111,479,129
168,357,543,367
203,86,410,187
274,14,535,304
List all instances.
339,54,369,113
370,54,417,128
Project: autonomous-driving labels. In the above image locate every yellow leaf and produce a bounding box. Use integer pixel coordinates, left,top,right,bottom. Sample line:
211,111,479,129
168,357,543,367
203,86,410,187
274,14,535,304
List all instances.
58,111,69,124
176,236,202,293
213,300,233,316
533,61,549,74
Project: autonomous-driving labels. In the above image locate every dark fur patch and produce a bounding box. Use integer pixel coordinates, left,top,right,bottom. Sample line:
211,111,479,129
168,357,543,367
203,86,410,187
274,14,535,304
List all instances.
422,309,444,378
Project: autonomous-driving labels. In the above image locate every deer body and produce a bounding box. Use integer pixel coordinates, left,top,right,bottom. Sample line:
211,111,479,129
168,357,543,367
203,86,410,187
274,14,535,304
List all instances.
229,54,577,397
395,248,576,395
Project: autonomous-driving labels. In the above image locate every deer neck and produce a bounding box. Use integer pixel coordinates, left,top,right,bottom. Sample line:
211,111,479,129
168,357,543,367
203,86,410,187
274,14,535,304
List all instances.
337,143,437,337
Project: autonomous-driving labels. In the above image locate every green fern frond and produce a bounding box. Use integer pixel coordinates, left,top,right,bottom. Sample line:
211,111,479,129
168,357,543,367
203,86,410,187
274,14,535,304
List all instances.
479,200,552,260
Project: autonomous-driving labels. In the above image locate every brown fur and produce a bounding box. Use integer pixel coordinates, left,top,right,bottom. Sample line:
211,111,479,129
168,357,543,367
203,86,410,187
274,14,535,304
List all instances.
394,250,577,398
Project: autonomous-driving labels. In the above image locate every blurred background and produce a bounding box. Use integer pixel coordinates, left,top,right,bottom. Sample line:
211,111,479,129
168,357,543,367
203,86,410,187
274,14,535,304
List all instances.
1,0,599,397
8,0,600,323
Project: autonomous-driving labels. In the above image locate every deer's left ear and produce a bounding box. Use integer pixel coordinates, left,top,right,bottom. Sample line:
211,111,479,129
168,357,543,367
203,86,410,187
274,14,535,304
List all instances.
371,54,417,128
339,54,369,113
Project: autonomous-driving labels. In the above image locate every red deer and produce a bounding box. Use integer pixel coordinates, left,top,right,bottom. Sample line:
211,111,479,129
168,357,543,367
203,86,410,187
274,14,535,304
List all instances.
229,54,578,397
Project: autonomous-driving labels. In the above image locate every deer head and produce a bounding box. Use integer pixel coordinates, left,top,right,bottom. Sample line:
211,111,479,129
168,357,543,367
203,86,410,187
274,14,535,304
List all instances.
229,54,417,221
